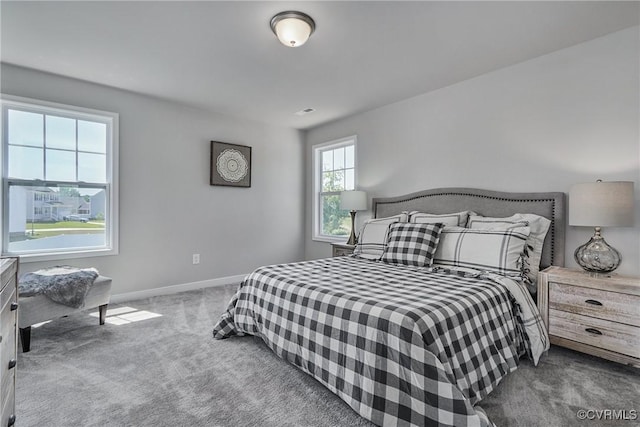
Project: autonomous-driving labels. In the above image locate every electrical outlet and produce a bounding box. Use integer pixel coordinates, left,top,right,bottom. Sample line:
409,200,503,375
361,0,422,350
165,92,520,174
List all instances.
192,253,200,265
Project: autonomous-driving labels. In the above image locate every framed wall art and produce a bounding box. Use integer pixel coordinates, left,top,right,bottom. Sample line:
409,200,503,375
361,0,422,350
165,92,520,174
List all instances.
210,141,252,188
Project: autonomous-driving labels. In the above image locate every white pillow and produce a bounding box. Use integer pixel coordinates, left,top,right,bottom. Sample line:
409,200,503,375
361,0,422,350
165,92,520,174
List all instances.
408,210,474,227
467,213,551,291
433,226,531,280
353,213,409,260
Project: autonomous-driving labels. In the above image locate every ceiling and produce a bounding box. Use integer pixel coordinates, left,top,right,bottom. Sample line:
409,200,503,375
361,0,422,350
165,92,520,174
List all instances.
1,1,638,130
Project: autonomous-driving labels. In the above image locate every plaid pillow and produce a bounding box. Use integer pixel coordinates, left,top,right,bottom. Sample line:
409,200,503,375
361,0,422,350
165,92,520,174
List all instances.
381,222,445,267
433,226,531,280
468,214,551,292
353,213,409,260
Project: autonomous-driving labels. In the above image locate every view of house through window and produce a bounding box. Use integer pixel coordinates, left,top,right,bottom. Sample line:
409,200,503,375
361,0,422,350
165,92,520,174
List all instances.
313,136,356,240
2,97,118,258
8,185,107,252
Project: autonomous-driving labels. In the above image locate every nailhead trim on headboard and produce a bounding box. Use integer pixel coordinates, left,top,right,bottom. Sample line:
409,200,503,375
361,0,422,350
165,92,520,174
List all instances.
372,188,565,267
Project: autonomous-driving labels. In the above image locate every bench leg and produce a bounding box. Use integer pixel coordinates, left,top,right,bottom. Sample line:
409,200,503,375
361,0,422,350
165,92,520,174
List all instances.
99,304,108,325
19,327,31,353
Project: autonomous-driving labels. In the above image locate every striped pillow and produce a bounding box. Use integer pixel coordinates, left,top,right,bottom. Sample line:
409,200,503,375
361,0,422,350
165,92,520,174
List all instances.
408,210,475,227
468,213,551,291
381,223,444,267
353,213,409,260
433,226,531,280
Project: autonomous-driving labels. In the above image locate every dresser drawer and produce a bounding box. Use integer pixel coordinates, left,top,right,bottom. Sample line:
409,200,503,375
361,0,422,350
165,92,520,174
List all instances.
0,277,16,317
0,362,14,419
549,309,640,358
0,322,16,409
1,385,15,427
0,282,17,407
549,282,640,327
0,260,17,292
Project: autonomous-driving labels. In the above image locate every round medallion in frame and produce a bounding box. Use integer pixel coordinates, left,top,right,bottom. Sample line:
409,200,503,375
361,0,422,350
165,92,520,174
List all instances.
216,149,248,182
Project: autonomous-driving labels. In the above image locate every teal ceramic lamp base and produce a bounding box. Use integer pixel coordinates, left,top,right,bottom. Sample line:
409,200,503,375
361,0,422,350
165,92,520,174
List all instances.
574,227,621,274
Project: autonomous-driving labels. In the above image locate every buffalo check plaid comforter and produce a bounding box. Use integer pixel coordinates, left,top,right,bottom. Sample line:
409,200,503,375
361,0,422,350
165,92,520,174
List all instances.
213,256,549,427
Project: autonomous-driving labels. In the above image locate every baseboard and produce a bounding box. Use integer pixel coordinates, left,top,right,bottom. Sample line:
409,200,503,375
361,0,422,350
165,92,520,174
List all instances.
110,273,247,304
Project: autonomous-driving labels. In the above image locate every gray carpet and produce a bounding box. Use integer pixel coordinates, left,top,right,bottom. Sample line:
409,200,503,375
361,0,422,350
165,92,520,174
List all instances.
16,285,639,427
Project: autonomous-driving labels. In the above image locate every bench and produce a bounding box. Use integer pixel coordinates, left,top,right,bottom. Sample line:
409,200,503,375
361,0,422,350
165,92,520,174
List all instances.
18,275,112,352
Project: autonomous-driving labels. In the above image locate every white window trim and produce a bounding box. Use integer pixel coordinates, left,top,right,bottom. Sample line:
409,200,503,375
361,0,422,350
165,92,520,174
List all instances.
312,135,357,243
1,94,119,262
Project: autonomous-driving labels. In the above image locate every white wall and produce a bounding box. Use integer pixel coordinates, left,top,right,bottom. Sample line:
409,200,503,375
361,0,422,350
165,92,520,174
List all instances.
305,27,640,277
2,64,305,294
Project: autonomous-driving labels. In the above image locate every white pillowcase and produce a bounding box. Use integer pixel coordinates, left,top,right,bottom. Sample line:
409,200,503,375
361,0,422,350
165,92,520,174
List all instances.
467,213,551,291
408,210,475,227
353,213,409,260
433,226,531,280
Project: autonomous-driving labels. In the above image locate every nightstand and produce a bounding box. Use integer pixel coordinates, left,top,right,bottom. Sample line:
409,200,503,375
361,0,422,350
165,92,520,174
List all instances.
332,243,356,257
538,266,640,368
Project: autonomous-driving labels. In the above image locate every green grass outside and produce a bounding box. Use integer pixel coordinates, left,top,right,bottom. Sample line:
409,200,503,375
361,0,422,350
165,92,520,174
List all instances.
27,229,105,238
27,220,105,230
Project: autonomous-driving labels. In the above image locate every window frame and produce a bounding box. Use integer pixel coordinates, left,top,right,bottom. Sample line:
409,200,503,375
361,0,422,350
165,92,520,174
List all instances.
312,135,357,243
1,94,119,262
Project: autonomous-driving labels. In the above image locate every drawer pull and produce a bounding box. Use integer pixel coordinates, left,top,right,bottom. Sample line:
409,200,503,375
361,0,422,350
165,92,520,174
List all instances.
10,302,18,311
8,415,15,426
585,328,603,335
7,359,16,370
584,299,603,306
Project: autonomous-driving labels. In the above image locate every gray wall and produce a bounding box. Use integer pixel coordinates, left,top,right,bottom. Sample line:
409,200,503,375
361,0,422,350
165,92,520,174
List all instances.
305,27,640,277
2,64,305,294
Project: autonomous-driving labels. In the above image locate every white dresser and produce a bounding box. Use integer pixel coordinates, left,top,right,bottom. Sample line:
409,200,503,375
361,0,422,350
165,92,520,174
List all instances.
0,258,18,427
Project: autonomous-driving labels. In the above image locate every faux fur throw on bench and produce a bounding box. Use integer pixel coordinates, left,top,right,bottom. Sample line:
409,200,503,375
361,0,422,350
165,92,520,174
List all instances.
19,266,99,308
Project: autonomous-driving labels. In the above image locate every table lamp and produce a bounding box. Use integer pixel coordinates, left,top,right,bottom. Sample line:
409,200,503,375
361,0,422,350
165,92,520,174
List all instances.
569,180,634,274
340,190,367,245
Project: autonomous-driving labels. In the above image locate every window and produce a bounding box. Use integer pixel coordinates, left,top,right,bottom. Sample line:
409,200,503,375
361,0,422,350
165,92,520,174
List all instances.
1,95,119,261
312,136,357,241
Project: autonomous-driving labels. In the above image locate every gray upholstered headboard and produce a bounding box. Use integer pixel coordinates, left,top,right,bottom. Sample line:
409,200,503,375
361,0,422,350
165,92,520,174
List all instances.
372,187,565,268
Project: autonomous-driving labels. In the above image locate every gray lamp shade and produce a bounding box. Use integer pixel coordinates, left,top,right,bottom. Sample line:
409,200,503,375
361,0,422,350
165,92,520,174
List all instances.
340,190,367,211
569,181,634,227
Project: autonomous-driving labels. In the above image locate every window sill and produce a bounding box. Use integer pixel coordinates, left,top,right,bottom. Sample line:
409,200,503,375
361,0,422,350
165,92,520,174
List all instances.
312,236,350,244
5,247,118,263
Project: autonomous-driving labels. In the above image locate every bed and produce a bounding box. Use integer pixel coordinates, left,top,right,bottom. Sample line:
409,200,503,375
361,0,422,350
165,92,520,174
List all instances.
213,188,565,427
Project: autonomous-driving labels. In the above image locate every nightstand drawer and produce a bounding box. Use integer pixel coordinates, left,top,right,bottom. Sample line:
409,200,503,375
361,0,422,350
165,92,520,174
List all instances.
549,309,640,358
332,243,355,257
334,247,353,257
549,282,640,327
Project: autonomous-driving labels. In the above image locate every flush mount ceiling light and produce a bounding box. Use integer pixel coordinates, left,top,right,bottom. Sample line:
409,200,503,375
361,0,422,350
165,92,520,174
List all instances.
270,11,315,47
